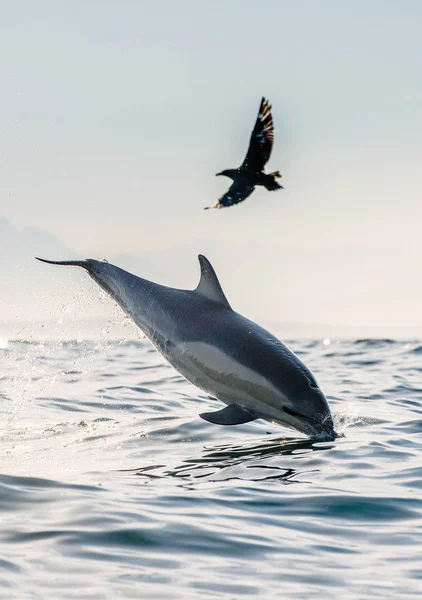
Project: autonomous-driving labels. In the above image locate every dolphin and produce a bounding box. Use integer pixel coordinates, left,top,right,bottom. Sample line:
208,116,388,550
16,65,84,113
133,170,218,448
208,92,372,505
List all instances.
35,255,335,439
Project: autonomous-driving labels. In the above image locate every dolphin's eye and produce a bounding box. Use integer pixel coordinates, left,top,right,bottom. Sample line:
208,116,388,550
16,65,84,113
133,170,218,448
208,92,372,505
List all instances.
306,376,318,389
283,406,315,424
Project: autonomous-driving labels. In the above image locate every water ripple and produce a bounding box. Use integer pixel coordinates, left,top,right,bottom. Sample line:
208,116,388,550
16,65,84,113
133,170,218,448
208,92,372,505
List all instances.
0,338,421,598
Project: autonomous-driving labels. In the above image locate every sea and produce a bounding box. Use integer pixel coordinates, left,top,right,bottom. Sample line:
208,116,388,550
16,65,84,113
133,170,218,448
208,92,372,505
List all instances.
0,333,421,599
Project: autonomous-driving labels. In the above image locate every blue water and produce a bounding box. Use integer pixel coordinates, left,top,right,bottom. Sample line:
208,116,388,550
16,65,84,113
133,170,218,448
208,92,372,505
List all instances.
1,337,421,598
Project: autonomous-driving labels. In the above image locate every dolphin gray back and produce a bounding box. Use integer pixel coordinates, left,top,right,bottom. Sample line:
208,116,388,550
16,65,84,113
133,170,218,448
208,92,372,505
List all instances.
35,254,232,349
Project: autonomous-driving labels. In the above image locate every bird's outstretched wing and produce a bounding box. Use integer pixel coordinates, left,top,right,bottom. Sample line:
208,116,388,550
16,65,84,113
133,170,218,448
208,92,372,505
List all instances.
205,180,255,209
241,97,274,172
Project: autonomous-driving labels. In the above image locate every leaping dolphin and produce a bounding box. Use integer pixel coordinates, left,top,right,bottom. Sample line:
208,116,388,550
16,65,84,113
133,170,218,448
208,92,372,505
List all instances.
35,255,335,439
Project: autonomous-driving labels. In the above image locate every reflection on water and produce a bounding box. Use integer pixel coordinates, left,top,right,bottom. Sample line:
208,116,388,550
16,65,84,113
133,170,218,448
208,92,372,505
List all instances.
125,436,335,485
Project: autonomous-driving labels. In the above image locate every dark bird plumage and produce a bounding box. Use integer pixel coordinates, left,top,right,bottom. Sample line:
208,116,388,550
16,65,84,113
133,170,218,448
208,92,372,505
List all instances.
205,97,283,210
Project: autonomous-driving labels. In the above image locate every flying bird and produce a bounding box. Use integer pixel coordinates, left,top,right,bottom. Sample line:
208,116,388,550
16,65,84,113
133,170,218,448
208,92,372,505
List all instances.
205,97,283,210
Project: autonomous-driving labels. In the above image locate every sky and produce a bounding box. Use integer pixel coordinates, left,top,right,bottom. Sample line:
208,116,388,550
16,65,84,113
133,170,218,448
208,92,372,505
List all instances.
1,1,422,335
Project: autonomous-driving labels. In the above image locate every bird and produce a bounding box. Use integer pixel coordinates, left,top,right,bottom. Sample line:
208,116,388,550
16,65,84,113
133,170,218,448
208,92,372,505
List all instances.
205,97,283,210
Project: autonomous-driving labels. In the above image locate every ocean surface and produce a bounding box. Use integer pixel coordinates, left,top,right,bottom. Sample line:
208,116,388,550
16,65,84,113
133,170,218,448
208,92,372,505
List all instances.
0,336,421,599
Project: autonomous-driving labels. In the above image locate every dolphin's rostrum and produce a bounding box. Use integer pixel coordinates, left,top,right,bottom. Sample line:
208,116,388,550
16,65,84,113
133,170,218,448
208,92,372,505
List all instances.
35,255,335,439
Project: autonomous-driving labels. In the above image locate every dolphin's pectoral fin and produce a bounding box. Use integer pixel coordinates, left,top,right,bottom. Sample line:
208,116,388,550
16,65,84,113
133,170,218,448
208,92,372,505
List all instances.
200,404,258,425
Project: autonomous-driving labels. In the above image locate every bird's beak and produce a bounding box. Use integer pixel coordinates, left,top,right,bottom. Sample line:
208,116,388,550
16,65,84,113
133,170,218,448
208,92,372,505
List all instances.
215,172,223,177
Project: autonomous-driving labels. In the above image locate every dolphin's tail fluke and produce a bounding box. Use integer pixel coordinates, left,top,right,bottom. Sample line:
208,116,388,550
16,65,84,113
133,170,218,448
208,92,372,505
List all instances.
35,257,92,270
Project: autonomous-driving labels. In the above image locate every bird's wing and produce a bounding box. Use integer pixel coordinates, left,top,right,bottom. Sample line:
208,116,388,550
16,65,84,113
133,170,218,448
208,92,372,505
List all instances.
207,180,255,209
241,97,274,172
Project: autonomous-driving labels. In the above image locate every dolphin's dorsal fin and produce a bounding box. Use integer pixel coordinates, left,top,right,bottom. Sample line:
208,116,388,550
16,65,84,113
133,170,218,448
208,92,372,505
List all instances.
194,255,232,309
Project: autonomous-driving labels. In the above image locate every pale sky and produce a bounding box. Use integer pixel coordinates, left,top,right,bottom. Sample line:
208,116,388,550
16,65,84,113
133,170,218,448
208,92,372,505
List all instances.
1,1,422,334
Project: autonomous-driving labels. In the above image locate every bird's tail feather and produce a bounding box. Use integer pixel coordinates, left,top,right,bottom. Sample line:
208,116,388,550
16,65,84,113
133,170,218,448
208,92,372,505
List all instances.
267,181,283,191
265,174,283,191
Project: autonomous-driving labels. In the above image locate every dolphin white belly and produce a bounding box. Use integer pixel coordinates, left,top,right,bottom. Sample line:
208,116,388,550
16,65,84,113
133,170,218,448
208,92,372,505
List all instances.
166,342,290,422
